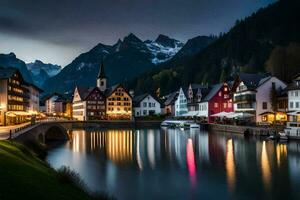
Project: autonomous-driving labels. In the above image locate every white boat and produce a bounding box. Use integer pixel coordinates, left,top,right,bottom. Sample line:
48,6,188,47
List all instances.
284,122,300,140
161,120,193,128
190,123,200,129
278,131,288,140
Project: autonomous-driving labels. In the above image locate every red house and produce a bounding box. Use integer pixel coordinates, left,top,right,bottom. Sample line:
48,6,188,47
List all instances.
199,83,233,123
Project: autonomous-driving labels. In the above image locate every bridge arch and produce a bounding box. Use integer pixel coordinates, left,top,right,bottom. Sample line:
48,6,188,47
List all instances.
44,125,69,142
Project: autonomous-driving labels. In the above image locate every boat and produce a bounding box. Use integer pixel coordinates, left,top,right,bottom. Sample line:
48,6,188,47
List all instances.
284,122,300,140
278,131,288,140
190,123,200,129
267,135,276,140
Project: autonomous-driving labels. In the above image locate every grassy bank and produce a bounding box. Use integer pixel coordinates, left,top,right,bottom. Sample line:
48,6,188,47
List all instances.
0,141,111,200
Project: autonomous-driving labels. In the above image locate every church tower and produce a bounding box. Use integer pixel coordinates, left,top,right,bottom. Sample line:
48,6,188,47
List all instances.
97,60,107,91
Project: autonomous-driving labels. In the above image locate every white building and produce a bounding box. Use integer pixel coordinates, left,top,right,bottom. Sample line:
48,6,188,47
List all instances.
233,73,287,123
287,74,300,122
45,93,65,115
175,87,188,117
26,84,43,114
133,94,161,117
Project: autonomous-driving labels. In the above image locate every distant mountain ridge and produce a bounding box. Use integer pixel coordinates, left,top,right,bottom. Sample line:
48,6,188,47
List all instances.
43,33,213,95
0,53,33,83
127,0,300,96
26,60,61,87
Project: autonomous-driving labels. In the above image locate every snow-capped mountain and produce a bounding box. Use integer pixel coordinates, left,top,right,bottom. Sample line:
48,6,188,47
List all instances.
26,60,61,87
43,33,213,94
27,60,61,76
145,34,184,64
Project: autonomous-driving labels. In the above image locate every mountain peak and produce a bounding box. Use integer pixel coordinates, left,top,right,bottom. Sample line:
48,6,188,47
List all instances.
155,34,181,48
123,33,142,43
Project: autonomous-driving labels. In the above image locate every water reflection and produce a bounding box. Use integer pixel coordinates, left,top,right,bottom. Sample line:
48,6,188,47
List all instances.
261,141,271,192
47,128,300,200
186,138,197,186
225,139,235,193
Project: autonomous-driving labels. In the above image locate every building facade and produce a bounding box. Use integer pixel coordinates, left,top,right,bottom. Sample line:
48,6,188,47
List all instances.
232,73,287,123
203,83,233,123
106,84,132,120
0,67,32,125
26,84,43,114
286,74,300,122
133,94,161,117
72,87,106,121
175,87,188,117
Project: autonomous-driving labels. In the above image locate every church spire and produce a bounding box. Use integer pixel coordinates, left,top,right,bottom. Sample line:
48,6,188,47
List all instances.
97,58,107,91
97,59,106,79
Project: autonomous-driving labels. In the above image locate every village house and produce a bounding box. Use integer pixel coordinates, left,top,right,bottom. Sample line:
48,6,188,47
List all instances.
0,67,42,125
72,61,132,120
187,84,208,111
232,73,287,123
133,93,162,117
45,93,71,117
198,83,233,123
175,87,188,117
26,83,43,114
286,74,300,122
72,86,106,121
163,91,178,116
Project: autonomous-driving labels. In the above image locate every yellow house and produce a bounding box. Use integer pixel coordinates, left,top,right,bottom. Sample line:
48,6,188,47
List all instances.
105,84,132,120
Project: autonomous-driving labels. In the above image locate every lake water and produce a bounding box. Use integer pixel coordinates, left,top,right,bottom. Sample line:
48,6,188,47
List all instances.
46,128,300,200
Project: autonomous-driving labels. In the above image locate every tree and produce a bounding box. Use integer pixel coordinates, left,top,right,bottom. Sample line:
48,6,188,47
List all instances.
270,84,278,112
219,69,227,83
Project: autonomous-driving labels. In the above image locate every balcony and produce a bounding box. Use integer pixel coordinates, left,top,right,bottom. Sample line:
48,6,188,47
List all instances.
234,94,256,103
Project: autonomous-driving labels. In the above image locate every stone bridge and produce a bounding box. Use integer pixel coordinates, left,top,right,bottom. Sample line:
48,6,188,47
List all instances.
13,121,74,144
7,120,161,145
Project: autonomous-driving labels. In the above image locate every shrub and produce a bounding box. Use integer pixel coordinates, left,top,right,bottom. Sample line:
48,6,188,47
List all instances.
56,166,87,192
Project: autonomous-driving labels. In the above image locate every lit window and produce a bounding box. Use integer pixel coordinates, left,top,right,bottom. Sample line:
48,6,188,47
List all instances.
214,103,218,108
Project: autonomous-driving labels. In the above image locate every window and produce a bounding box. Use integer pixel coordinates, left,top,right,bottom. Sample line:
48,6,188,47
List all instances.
228,103,232,108
296,102,299,108
290,102,294,109
143,110,147,115
223,103,227,108
224,87,228,92
149,102,151,107
296,91,299,97
214,103,218,108
143,102,147,107
219,91,222,97
262,102,267,110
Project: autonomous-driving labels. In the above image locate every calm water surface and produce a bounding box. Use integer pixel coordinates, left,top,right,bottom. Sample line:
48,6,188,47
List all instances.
46,128,300,200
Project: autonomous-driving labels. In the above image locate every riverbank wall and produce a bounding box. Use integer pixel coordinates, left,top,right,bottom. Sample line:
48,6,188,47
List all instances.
208,123,275,136
67,120,162,129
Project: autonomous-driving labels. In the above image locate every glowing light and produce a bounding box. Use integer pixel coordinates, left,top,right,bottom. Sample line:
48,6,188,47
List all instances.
261,141,271,191
147,130,156,169
186,138,196,186
276,144,287,167
226,139,236,193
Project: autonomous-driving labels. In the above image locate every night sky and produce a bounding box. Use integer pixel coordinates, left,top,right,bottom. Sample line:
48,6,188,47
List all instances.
0,0,276,66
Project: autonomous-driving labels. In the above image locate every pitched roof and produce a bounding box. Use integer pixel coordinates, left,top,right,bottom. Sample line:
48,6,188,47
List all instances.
239,73,269,89
285,82,300,91
202,83,223,101
133,93,162,107
104,84,132,98
76,87,93,100
164,91,179,106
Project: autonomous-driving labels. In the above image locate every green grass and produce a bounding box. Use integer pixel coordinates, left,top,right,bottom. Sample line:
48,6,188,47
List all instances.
0,141,112,200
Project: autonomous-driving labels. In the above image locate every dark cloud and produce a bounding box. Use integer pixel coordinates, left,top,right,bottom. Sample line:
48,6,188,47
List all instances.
0,0,276,65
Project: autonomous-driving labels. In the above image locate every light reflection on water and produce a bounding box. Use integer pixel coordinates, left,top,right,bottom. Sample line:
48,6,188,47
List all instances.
46,128,300,200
